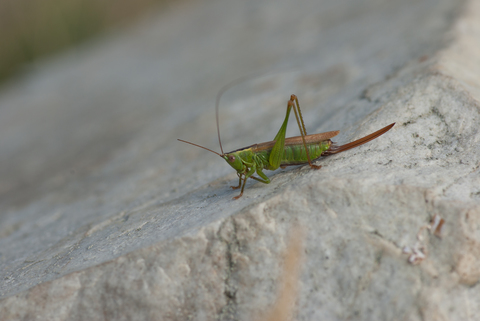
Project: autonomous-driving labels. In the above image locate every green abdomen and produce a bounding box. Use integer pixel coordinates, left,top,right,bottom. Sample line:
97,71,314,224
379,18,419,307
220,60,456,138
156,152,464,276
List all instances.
279,141,331,166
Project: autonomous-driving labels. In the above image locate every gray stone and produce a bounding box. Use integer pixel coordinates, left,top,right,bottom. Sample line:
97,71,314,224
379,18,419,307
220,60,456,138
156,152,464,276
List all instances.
1,0,479,320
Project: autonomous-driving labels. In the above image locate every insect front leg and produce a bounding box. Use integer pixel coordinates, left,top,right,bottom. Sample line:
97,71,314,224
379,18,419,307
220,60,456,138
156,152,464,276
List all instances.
233,166,256,200
231,173,242,190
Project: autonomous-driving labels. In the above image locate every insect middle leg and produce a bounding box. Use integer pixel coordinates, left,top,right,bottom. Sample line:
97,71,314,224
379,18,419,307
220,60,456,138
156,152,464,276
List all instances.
250,168,270,184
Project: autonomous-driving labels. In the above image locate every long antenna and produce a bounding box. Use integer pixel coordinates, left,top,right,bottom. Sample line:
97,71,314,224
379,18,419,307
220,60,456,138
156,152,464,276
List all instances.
177,139,222,156
216,80,246,155
215,71,276,156
215,69,298,154
215,86,225,155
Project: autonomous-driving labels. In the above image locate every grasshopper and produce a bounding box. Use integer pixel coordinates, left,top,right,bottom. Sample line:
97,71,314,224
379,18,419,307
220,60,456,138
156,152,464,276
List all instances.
179,94,394,199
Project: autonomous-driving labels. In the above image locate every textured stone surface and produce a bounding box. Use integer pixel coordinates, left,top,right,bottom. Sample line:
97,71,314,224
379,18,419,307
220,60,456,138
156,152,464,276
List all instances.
1,0,480,320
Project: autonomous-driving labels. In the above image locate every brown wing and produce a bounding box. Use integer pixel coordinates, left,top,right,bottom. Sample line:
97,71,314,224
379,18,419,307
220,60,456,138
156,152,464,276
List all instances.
252,130,340,152
284,130,340,145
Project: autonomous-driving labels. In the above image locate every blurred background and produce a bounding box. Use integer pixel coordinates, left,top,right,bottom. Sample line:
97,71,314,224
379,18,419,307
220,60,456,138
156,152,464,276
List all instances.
0,1,469,316
0,0,176,84
0,0,458,210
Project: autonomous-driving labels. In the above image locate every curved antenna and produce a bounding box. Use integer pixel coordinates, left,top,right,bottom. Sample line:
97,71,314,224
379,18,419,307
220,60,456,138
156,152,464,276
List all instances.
215,68,298,154
215,79,247,155
177,139,222,156
215,71,276,156
215,88,224,155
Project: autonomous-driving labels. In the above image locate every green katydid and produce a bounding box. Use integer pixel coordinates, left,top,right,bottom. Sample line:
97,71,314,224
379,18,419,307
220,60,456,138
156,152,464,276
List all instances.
178,94,394,199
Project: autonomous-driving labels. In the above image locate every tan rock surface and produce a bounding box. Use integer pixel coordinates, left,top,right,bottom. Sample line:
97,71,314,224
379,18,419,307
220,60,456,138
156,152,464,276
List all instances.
1,0,479,320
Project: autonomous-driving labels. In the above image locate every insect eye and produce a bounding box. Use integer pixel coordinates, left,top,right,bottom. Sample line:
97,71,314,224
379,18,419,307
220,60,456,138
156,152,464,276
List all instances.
228,156,235,162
